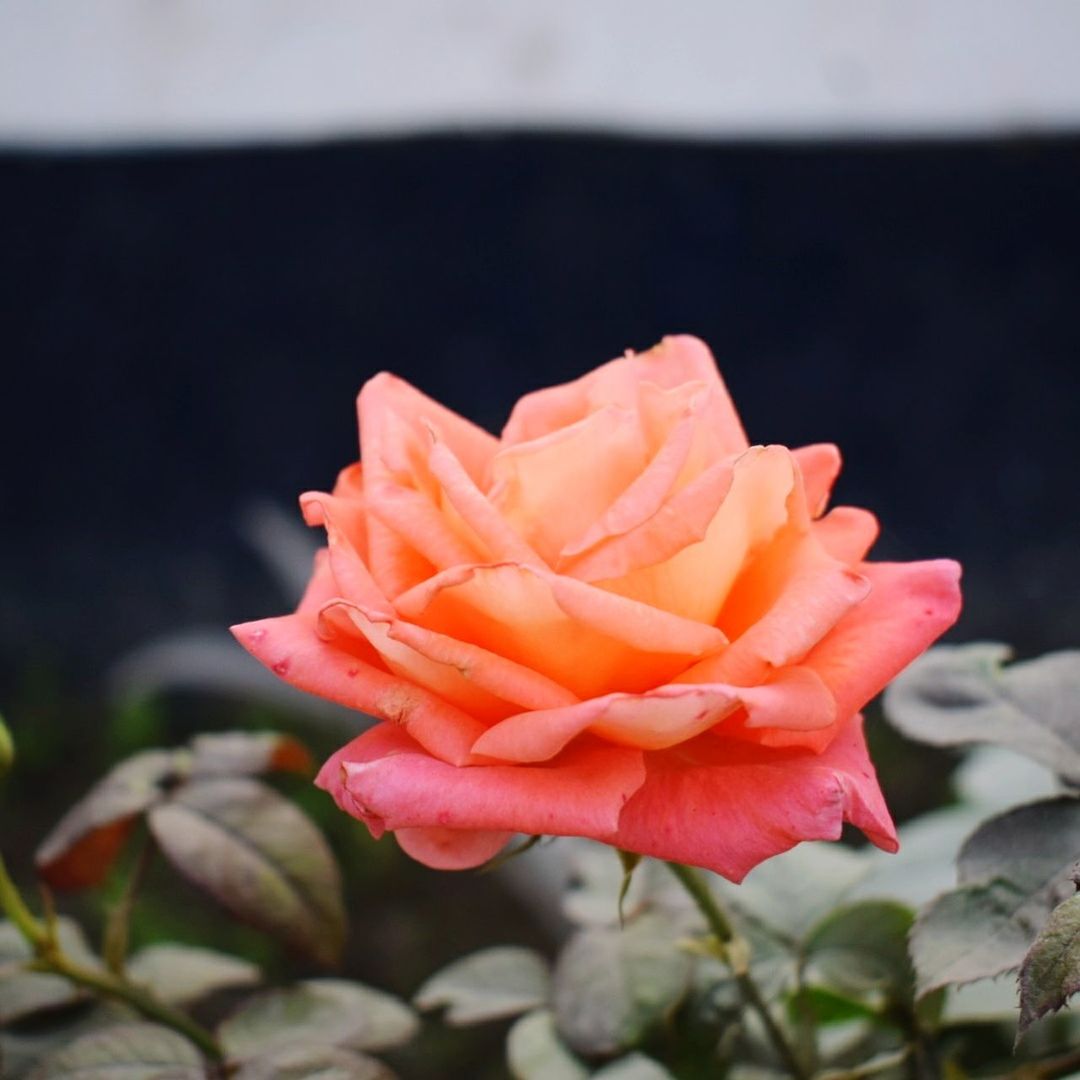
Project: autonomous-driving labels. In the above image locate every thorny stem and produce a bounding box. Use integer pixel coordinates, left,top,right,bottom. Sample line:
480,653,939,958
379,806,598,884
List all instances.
0,849,222,1062
666,861,810,1080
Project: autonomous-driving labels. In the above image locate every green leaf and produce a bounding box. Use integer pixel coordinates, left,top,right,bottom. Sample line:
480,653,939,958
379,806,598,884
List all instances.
788,986,884,1029
505,1010,588,1080
883,643,1080,782
147,777,345,966
414,946,550,1026
25,1022,204,1079
552,912,691,1055
802,901,915,1003
126,943,260,1006
230,1043,396,1079
188,731,313,779
218,979,419,1059
1018,891,1080,1037
1,1003,136,1080
35,750,186,890
593,1053,676,1079
0,918,98,1023
910,880,1036,996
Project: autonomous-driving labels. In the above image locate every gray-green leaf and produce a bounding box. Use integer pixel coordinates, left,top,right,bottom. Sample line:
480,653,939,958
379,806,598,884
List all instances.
230,1043,396,1079
0,918,98,1023
414,946,550,1025
1018,891,1080,1037
218,979,418,1059
26,1022,204,1079
188,731,312,779
506,1010,588,1080
910,880,1037,996
803,901,915,1003
883,643,1080,782
148,777,345,966
552,912,691,1055
126,944,260,1006
593,1053,677,1079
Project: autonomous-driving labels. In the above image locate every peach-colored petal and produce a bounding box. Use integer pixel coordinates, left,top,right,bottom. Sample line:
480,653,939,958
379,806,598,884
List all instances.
803,559,963,720
489,405,648,564
426,438,544,566
318,722,646,868
611,714,896,881
472,666,835,763
502,336,747,453
813,506,880,564
793,444,842,518
395,827,513,870
357,372,498,597
317,598,578,721
394,562,726,698
575,446,797,625
231,589,487,768
300,489,390,614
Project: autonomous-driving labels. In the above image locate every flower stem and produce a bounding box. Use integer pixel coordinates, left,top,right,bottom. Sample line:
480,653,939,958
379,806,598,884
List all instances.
103,832,155,974
0,850,222,1062
666,861,809,1080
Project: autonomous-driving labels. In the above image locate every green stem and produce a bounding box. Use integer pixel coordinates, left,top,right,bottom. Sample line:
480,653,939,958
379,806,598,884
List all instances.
0,850,222,1062
666,862,809,1080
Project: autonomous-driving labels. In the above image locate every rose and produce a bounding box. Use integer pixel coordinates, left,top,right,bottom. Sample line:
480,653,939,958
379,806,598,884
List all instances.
233,336,961,878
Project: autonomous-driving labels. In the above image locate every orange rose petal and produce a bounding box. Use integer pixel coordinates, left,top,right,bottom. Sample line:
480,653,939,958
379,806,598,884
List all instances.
611,714,896,881
318,598,578,720
489,405,648,564
395,562,725,698
426,438,544,566
792,443,842,518
812,506,881,564
472,666,834,763
231,608,486,768
317,723,646,868
578,446,796,625
300,491,390,613
803,559,963,719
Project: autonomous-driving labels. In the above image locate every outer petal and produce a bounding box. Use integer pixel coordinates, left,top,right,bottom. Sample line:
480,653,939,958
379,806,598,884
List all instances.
611,714,897,881
317,722,647,869
231,558,488,767
812,506,880,564
358,372,498,597
394,562,725,698
793,443,842,518
803,559,963,720
472,666,835,762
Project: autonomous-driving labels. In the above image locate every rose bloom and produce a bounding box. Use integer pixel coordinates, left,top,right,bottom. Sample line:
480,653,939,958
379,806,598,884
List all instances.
234,337,961,877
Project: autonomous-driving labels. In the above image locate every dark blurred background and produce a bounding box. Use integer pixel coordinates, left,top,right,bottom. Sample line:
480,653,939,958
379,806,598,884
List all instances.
2,135,1077,683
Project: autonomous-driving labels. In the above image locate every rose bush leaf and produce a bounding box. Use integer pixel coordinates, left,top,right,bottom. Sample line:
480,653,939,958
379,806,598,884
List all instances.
909,881,1037,996
0,918,97,1023
505,1010,588,1080
592,1052,677,1079
25,1022,205,1079
1018,892,1080,1037
552,912,692,1056
883,644,1080,781
188,730,313,779
35,750,187,890
802,901,915,1004
218,979,419,1059
413,946,550,1026
126,943,260,1006
956,797,1080,898
230,1043,397,1080
147,776,346,966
